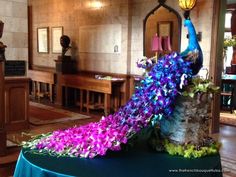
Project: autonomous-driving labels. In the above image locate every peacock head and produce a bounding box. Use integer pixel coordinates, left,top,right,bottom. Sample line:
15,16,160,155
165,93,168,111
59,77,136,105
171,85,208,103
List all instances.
184,19,192,27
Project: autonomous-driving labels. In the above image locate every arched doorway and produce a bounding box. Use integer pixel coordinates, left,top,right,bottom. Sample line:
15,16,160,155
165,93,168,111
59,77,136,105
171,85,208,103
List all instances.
143,1,182,57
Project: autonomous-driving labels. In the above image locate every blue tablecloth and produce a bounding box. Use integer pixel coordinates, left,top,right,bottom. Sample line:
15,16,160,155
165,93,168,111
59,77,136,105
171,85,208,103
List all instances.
14,139,223,177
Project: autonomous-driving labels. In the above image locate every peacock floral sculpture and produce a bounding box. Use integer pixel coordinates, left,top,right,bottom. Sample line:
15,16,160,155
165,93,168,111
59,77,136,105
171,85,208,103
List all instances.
23,18,219,159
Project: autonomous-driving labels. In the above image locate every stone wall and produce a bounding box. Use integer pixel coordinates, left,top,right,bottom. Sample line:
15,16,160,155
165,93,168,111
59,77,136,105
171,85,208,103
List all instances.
28,0,129,74
0,0,28,62
29,0,214,75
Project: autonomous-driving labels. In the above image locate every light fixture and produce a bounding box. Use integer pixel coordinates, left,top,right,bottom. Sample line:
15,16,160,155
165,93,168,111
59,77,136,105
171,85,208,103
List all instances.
178,0,197,11
179,0,197,19
90,0,103,9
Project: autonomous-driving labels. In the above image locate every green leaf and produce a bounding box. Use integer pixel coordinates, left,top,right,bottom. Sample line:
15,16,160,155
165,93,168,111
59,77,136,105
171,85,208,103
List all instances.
189,92,195,98
182,77,219,98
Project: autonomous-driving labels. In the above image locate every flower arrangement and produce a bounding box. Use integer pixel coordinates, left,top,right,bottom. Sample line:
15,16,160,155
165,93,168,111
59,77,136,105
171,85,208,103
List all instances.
148,128,221,158
224,35,236,48
182,77,219,98
136,56,156,70
163,139,221,158
23,52,192,158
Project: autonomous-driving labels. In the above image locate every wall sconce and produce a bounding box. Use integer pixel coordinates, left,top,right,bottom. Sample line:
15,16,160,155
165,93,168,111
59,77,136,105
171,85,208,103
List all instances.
90,0,103,9
179,0,196,11
178,0,197,19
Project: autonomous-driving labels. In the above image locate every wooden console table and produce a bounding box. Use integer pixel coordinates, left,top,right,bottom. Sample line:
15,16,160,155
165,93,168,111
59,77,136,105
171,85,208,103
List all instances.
60,74,124,115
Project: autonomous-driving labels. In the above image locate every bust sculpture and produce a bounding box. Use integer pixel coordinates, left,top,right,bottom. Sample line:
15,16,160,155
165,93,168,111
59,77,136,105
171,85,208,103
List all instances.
55,35,76,74
60,35,71,58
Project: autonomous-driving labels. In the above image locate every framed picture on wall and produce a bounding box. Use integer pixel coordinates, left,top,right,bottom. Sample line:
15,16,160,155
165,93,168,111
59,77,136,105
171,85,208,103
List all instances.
157,21,172,38
52,26,63,53
37,27,49,53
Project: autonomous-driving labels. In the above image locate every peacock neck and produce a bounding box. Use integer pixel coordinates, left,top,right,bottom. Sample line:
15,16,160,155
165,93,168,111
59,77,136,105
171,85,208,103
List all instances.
187,24,199,49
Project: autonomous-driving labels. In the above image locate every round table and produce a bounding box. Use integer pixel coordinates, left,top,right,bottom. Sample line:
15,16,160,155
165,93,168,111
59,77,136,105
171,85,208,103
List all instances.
14,140,222,177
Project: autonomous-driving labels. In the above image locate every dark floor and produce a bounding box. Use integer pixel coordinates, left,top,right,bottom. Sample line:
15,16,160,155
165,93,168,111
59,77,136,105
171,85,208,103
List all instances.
218,125,236,160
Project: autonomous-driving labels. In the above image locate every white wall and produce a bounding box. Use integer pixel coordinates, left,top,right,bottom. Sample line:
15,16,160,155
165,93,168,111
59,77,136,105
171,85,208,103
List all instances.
5,0,215,75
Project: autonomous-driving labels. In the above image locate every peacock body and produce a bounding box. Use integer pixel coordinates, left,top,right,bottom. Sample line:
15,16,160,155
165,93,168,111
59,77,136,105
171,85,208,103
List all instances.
181,19,203,75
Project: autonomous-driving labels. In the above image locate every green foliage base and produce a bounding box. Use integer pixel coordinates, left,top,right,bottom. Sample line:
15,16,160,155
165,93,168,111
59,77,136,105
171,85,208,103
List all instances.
163,139,221,158
182,77,219,98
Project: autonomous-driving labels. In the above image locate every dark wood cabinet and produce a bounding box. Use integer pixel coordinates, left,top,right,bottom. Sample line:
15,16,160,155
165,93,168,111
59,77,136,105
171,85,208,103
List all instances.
4,77,29,131
55,56,77,74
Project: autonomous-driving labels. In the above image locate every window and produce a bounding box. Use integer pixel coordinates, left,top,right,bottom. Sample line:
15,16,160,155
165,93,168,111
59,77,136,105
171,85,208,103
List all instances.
225,12,232,30
224,11,233,69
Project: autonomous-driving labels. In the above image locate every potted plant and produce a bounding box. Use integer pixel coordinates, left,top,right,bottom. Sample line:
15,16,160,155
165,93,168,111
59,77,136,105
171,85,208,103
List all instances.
223,35,236,73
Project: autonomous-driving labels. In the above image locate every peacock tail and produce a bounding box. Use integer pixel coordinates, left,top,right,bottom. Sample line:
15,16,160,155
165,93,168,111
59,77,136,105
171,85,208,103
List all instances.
23,52,192,158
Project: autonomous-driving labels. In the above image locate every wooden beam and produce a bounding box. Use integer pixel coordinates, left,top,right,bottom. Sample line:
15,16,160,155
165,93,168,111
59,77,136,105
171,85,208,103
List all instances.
227,3,236,10
209,0,226,133
0,60,6,156
28,5,33,69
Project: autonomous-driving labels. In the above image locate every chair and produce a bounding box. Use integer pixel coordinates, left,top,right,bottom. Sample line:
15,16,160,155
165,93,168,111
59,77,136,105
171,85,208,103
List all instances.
221,81,234,113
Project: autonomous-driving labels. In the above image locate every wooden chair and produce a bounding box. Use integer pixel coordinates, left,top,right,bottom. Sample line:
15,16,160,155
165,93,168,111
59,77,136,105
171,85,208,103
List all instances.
28,70,55,102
